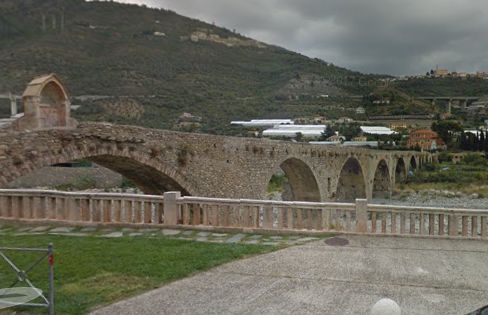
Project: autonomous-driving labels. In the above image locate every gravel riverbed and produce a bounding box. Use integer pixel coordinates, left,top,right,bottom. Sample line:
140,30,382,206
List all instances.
374,192,488,209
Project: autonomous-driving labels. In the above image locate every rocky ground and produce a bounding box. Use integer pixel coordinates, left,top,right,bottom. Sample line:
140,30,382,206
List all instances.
375,190,488,209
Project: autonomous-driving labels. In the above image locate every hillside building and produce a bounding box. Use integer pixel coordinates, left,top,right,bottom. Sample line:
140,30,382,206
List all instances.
407,129,446,151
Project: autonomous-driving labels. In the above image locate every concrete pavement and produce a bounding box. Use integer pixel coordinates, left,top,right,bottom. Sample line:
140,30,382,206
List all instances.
91,235,488,315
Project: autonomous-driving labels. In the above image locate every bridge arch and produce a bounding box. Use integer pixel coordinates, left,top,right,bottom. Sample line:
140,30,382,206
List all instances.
267,157,321,202
336,157,366,201
409,156,417,171
0,138,194,196
373,159,391,198
395,158,407,183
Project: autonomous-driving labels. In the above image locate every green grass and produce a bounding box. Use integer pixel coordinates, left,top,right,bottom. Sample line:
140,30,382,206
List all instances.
0,232,275,315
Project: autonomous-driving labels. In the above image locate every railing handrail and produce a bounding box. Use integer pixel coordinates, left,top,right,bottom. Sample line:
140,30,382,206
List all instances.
1,189,487,214
369,203,488,215
0,189,164,201
179,196,356,209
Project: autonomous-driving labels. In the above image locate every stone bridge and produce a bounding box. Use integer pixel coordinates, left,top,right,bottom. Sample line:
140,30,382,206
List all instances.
0,73,431,202
0,122,430,202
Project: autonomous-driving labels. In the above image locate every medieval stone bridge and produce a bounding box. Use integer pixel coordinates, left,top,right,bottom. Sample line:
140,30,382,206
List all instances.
0,73,431,202
0,122,430,202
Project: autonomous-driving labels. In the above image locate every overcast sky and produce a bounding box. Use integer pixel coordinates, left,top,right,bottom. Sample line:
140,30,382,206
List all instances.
113,0,488,75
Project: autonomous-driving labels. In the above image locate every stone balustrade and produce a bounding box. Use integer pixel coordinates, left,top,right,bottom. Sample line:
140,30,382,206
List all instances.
0,189,487,239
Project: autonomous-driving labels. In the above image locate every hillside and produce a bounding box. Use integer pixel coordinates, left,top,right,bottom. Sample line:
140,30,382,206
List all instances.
394,77,488,97
0,0,392,133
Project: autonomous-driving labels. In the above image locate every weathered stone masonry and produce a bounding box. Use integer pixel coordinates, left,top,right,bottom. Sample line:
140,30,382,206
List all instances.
0,122,431,201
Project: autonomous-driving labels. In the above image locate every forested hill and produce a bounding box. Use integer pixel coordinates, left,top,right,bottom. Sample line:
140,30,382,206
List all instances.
0,0,383,133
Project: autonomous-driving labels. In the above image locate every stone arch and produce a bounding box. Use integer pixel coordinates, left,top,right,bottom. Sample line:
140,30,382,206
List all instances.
410,156,417,171
0,138,194,196
16,74,76,130
395,158,407,183
373,159,391,198
336,157,366,201
268,157,321,201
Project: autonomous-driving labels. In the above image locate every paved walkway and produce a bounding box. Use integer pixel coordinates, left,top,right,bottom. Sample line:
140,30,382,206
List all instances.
91,235,488,315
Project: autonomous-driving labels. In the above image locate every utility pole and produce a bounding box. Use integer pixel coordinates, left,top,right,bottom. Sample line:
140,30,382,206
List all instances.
42,13,46,32
9,92,17,117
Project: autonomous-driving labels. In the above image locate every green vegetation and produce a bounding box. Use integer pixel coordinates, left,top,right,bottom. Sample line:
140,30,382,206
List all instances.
0,0,385,134
0,232,274,315
54,175,97,191
362,87,436,116
267,173,288,193
394,77,488,97
401,153,488,196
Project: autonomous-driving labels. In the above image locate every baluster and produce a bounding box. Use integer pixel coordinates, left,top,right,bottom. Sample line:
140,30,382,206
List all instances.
439,214,445,235
419,212,425,235
263,205,273,229
202,204,209,226
277,207,284,229
315,208,323,230
481,216,487,238
56,197,66,220
381,212,387,233
448,214,458,236
134,200,142,223
287,208,294,229
124,200,134,223
329,208,336,230
244,206,253,228
410,213,416,234
103,199,112,223
346,210,352,232
182,203,190,225
471,216,478,237
400,212,406,234
67,198,79,221
371,211,377,233
222,205,230,227
32,196,43,219
22,196,32,219
156,202,164,224
321,208,329,231
143,202,152,224
462,216,469,237
89,199,98,222
429,214,435,235
306,209,313,230
391,212,397,234
11,196,21,219
195,204,203,225
252,206,259,228
208,204,218,226
0,195,8,217
113,200,122,223
296,208,303,229
88,198,94,222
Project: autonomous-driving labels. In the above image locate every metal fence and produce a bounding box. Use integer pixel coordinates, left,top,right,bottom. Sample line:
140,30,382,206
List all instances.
0,244,54,314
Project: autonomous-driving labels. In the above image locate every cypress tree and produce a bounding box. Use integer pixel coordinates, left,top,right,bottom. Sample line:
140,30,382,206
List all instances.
480,131,486,152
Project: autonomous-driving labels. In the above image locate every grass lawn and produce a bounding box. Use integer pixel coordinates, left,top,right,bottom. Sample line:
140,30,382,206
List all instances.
0,232,276,315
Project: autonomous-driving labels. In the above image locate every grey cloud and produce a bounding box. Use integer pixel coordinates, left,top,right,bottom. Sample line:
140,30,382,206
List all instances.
115,0,488,75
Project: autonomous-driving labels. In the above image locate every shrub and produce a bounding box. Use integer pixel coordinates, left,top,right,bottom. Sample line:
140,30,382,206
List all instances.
438,151,452,163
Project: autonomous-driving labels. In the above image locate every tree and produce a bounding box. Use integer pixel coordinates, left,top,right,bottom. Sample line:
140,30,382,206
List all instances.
431,120,463,146
480,130,485,151
295,132,303,142
319,126,335,141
